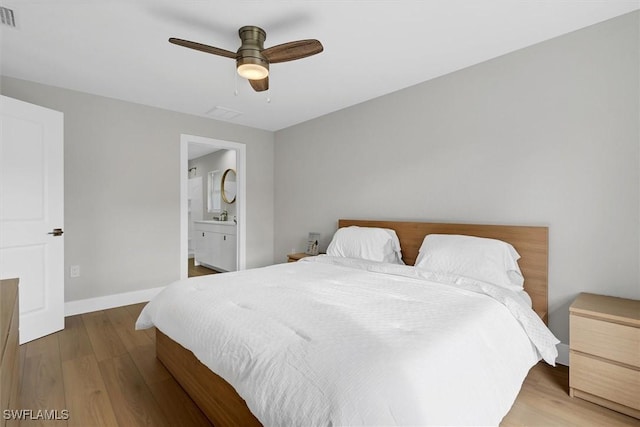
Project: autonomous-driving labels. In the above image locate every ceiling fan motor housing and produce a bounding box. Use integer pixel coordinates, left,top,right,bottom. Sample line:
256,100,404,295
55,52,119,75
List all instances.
236,26,269,78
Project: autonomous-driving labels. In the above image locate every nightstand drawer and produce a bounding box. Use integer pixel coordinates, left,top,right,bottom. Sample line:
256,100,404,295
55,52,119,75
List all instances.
570,352,640,410
571,315,640,367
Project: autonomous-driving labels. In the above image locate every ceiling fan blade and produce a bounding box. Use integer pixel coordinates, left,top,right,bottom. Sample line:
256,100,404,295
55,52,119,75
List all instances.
169,38,236,59
262,39,323,63
249,76,269,92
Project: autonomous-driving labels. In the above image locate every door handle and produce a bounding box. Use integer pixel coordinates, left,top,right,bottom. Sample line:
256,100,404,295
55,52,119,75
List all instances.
48,228,64,237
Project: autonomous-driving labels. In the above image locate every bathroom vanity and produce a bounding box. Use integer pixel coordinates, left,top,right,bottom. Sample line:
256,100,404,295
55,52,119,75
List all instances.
194,220,237,272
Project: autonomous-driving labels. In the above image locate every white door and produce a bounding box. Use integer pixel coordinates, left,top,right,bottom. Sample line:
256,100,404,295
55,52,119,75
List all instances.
0,95,64,344
221,233,236,272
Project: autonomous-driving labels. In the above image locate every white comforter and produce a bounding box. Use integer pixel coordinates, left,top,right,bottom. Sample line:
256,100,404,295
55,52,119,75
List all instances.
136,256,559,426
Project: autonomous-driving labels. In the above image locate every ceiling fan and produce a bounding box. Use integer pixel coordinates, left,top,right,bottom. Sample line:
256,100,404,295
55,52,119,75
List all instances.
169,26,323,92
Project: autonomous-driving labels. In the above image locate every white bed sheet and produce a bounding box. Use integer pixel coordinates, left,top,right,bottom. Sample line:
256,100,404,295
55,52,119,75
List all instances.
137,256,559,426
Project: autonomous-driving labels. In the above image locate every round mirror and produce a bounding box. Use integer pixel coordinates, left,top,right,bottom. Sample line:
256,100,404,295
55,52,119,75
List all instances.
221,168,237,204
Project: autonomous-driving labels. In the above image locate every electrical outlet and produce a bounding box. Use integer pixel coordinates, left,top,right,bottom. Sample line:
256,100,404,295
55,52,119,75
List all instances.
70,265,80,278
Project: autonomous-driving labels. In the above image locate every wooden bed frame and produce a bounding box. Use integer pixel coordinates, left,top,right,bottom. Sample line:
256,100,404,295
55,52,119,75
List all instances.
156,220,549,426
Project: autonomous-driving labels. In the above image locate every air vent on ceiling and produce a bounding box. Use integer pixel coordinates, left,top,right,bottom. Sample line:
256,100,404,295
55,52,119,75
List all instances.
205,106,243,121
0,6,16,28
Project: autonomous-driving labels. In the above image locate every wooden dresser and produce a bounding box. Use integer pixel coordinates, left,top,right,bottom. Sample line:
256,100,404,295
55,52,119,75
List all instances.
1,278,20,427
569,293,640,418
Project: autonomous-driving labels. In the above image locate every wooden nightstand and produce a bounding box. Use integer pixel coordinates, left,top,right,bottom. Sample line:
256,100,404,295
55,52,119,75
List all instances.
287,252,316,262
569,293,640,418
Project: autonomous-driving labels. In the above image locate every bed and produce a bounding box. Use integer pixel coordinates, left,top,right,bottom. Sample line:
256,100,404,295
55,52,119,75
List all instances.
136,219,558,426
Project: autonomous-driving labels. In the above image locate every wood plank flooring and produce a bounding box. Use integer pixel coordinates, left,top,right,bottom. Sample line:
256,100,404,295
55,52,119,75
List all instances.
17,303,211,427
188,258,217,278
14,303,640,426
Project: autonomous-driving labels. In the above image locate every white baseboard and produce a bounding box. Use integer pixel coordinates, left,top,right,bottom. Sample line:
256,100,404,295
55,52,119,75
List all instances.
65,286,165,317
556,343,569,366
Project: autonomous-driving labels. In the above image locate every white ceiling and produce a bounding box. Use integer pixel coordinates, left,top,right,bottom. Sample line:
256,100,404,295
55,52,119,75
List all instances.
1,1,638,131
188,142,220,160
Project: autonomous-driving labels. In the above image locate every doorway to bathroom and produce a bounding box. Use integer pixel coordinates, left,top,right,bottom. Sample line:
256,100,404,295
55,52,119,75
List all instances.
180,134,246,279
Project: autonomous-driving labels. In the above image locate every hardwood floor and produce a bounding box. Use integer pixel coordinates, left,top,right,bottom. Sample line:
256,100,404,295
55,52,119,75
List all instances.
14,304,640,426
17,303,211,427
188,258,217,278
502,363,639,426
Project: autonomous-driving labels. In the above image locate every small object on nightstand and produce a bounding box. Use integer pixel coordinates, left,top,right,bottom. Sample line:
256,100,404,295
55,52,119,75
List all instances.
305,232,320,255
569,292,640,419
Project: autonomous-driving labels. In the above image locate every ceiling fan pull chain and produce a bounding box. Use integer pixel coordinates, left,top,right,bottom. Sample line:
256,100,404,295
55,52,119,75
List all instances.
234,70,239,96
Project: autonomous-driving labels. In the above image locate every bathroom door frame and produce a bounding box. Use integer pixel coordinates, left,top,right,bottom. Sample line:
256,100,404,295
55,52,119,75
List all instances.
179,134,246,279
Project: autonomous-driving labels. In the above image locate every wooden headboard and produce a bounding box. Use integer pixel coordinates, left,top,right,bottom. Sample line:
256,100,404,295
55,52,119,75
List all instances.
338,219,549,323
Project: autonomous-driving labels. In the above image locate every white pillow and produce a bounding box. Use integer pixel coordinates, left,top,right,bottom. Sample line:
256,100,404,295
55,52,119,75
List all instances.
326,226,404,264
414,234,524,291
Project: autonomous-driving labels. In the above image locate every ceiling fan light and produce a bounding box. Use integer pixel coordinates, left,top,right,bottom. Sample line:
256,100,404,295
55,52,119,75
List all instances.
237,63,269,80
237,55,269,80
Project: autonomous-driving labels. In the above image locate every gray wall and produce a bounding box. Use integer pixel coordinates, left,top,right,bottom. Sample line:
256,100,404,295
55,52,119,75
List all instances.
274,11,640,344
1,76,274,302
